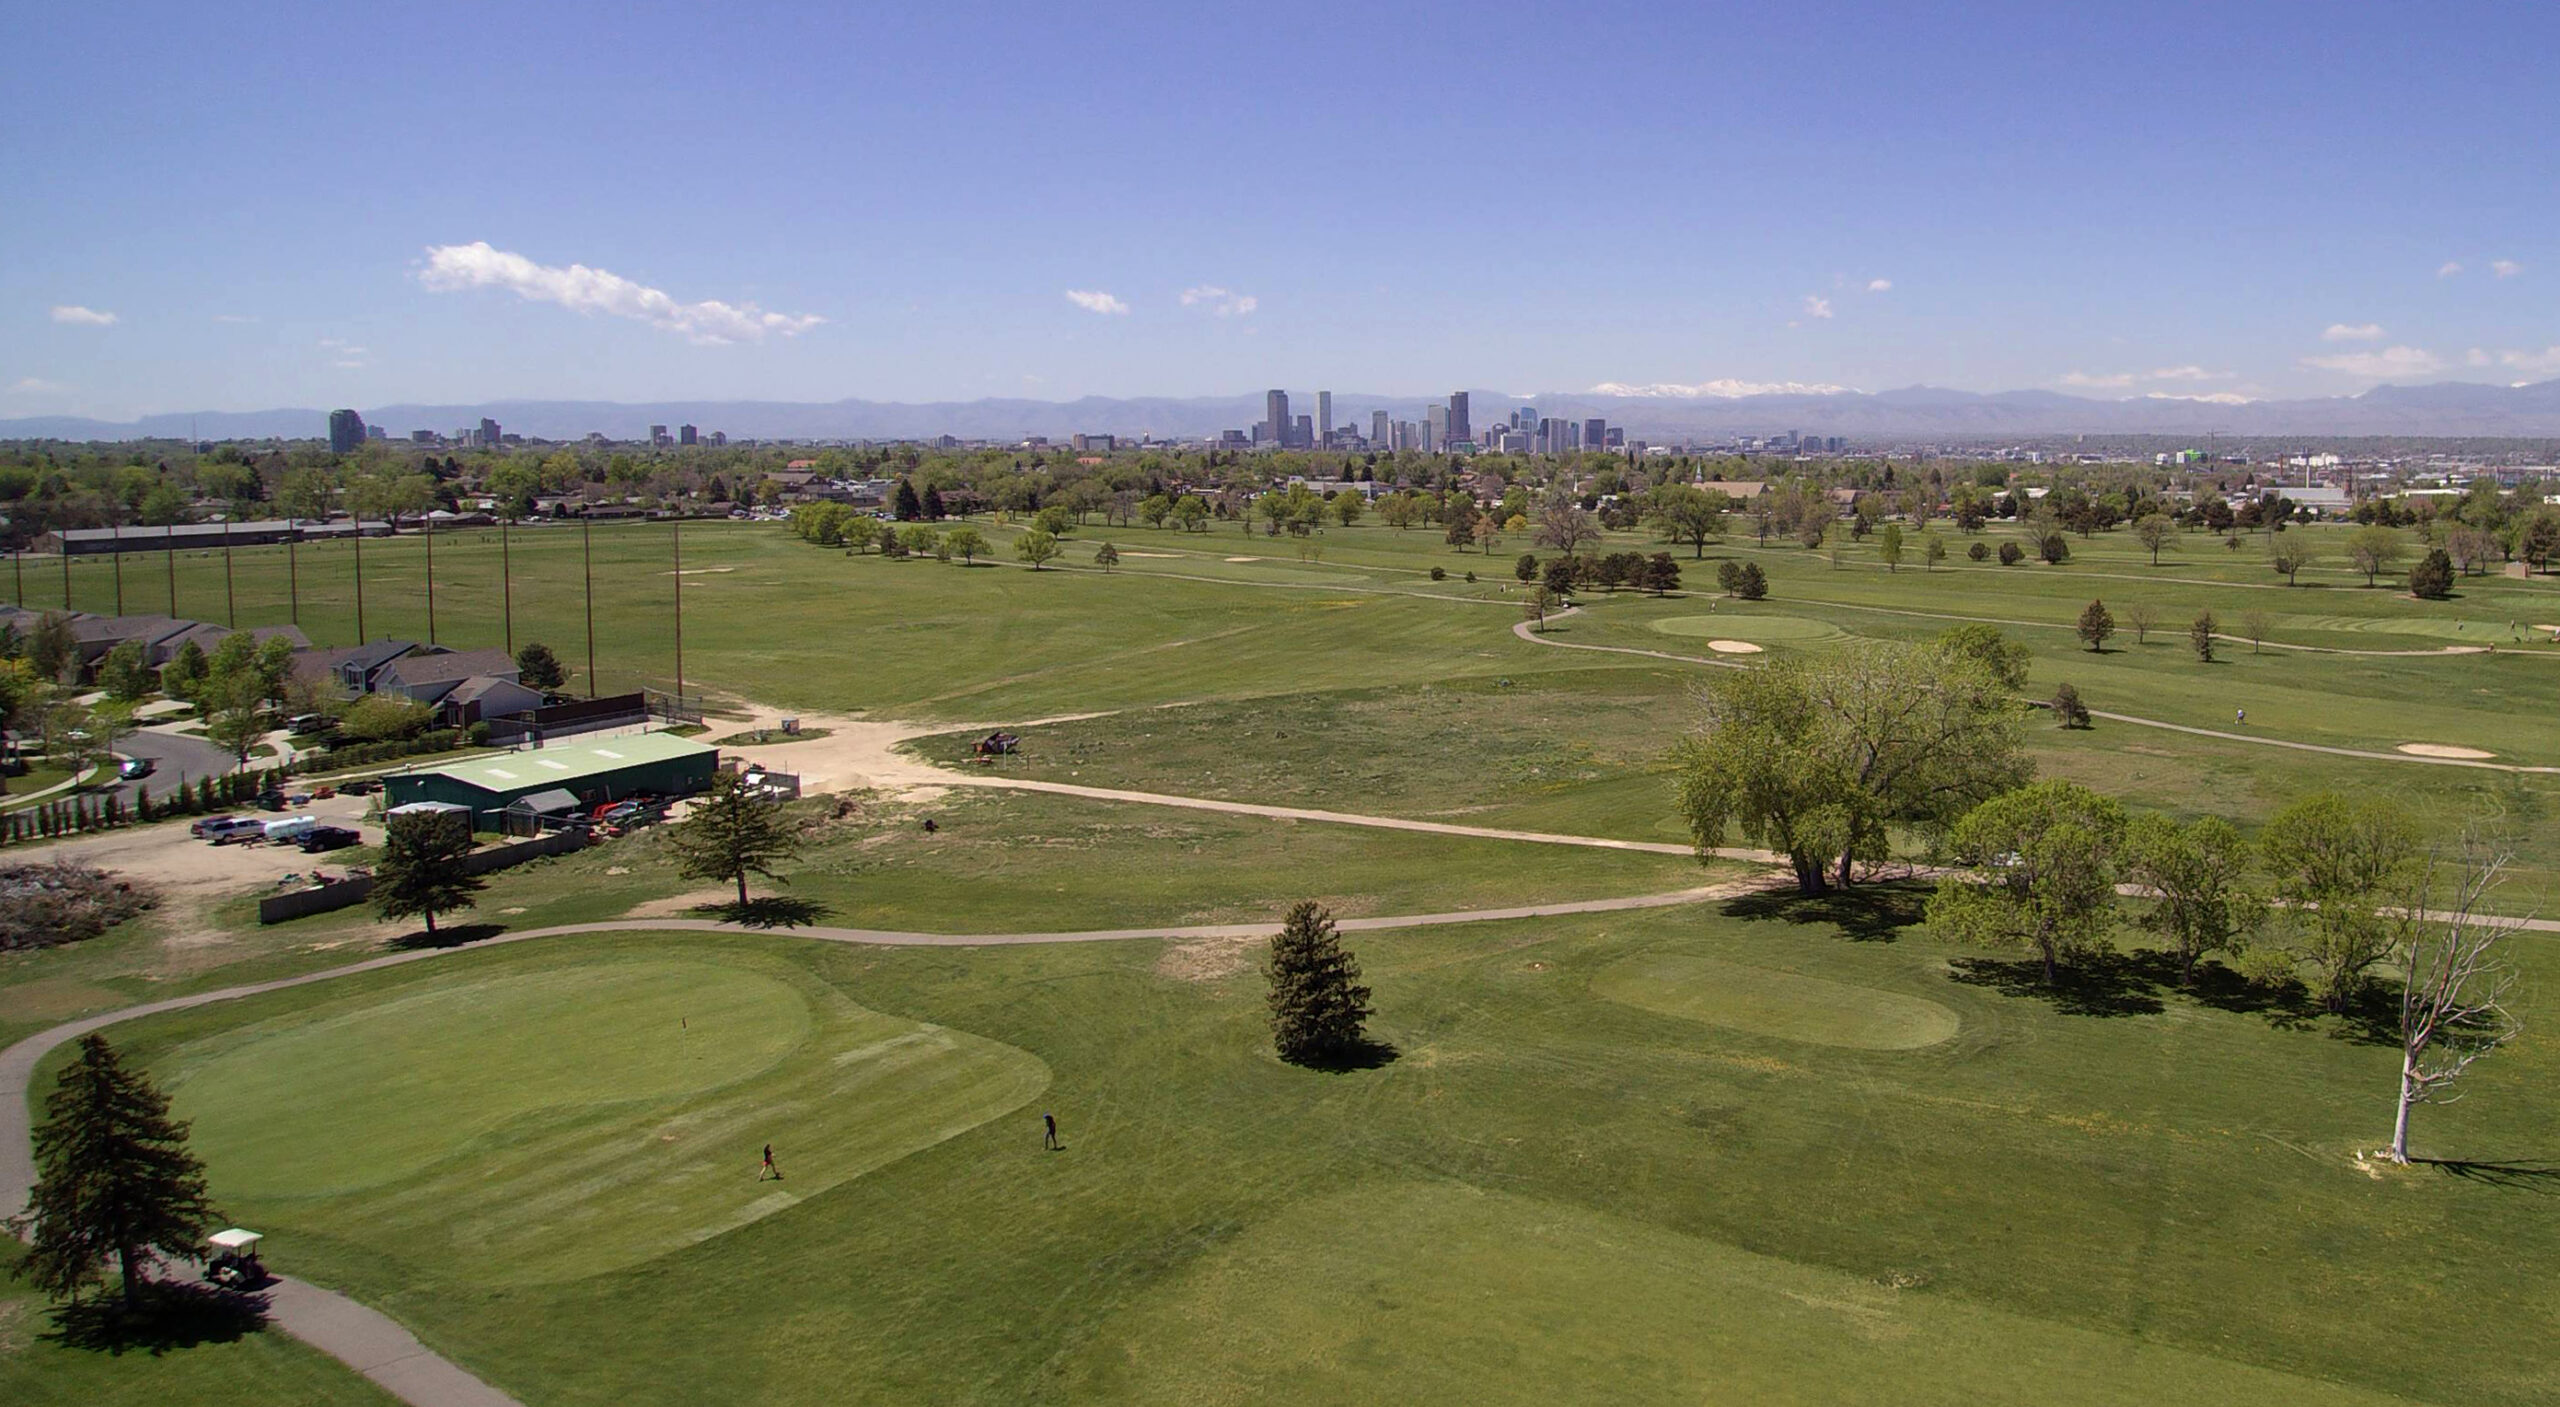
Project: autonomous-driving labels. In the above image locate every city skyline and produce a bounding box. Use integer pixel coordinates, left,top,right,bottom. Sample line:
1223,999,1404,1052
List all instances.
5,3,2557,422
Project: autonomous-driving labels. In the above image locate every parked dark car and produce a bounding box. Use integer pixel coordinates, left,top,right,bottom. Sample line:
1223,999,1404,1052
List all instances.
255,790,288,812
339,778,383,796
299,825,362,854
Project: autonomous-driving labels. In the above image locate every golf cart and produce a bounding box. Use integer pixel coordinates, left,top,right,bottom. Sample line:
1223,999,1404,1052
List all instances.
204,1227,270,1289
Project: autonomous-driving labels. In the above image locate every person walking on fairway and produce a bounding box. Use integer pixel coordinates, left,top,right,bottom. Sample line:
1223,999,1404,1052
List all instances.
2235,707,2245,726
759,1143,782,1181
1042,1113,1060,1151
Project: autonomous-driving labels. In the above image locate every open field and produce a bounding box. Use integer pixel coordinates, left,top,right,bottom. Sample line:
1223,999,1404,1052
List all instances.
60,898,2560,1406
11,512,2560,1403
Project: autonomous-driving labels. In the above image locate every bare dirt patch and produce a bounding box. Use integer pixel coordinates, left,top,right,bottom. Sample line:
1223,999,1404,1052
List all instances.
2396,743,2497,759
623,889,742,919
1155,935,1260,983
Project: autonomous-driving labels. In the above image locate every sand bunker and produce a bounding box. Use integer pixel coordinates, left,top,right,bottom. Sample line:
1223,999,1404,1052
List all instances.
1707,640,1765,655
2397,743,2497,759
1225,556,1261,562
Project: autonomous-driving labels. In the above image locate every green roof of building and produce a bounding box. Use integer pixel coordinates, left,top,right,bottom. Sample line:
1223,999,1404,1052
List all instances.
411,732,715,794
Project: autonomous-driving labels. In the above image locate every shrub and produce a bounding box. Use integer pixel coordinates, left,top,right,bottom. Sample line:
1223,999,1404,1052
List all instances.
1998,541,2024,566
1429,566,1446,581
1968,541,1990,562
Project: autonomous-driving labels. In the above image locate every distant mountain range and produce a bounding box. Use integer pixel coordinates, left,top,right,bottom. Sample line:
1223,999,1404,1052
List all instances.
10,380,2560,444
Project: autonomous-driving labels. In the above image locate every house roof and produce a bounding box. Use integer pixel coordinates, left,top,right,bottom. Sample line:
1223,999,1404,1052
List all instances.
382,649,518,689
446,674,536,706
70,614,190,645
416,732,716,794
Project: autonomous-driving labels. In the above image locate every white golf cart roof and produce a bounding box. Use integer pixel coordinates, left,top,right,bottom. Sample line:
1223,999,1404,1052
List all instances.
208,1227,262,1251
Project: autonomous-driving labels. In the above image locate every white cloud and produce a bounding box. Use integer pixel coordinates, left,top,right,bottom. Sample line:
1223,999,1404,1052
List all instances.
2467,348,2493,367
2144,391,2257,405
212,314,257,324
5,377,73,396
2060,366,2224,390
417,241,824,345
2322,323,2385,342
2301,345,2445,379
1865,278,1892,292
319,337,369,369
1588,379,1855,398
2492,259,2523,278
1064,289,1130,316
1179,285,1257,317
2437,261,2464,278
2497,346,2560,378
50,305,117,326
1802,295,1833,319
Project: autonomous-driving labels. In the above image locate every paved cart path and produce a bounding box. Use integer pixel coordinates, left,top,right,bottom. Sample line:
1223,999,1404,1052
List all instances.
2,871,1781,1407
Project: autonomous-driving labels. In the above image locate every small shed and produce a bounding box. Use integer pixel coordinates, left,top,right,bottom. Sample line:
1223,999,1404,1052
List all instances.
501,787,584,837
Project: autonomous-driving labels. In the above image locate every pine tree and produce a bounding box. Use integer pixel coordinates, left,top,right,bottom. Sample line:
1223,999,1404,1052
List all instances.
1265,901,1374,1066
514,641,567,691
16,1035,221,1309
893,478,924,521
921,484,947,520
372,810,485,936
666,771,803,907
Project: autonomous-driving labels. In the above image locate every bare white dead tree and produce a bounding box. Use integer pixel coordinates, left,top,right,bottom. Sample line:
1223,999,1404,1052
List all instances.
2388,843,2524,1165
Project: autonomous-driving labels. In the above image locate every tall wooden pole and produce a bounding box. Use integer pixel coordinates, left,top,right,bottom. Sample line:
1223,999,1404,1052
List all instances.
582,519,596,698
59,542,70,610
353,524,366,643
166,534,177,616
500,518,513,655
287,531,300,627
222,521,235,627
111,522,123,615
423,515,437,646
671,518,683,707
13,548,22,606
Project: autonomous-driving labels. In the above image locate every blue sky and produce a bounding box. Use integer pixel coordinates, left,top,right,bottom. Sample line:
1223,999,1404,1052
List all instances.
6,0,2557,419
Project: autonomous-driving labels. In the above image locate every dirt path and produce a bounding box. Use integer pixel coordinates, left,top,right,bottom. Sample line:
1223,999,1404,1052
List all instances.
0,870,1779,1406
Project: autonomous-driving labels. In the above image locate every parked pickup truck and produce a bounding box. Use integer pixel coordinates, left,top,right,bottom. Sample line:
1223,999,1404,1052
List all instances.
298,825,362,854
200,816,268,844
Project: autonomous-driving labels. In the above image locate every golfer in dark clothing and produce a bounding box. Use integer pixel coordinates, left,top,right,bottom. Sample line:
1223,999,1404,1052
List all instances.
1042,1113,1060,1151
760,1144,782,1181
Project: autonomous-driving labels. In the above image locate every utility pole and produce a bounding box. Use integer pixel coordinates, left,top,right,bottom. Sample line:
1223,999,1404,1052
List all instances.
353,522,366,643
582,518,597,698
111,520,124,614
423,514,437,646
165,531,177,616
222,520,236,627
500,517,514,655
671,518,684,708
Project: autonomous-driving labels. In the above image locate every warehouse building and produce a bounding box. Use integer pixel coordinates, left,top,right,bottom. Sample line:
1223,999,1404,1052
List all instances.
381,732,718,828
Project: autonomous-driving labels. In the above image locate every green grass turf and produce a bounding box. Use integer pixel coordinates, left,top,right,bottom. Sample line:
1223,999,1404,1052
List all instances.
1589,951,1962,1049
1065,1182,2418,1406
68,897,2560,1407
0,1283,397,1407
159,949,1048,1284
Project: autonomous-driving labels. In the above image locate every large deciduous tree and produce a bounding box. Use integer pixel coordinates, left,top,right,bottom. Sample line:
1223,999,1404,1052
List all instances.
1927,781,2128,984
1645,484,1727,558
2121,814,2256,984
14,1035,220,1309
1265,900,1373,1067
1673,636,2028,895
2258,793,2418,1013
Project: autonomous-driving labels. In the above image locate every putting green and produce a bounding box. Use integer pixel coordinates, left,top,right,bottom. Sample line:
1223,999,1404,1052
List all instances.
1648,612,1845,644
1592,952,1960,1050
2280,614,2516,642
163,951,1050,1284
1067,1183,2417,1406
